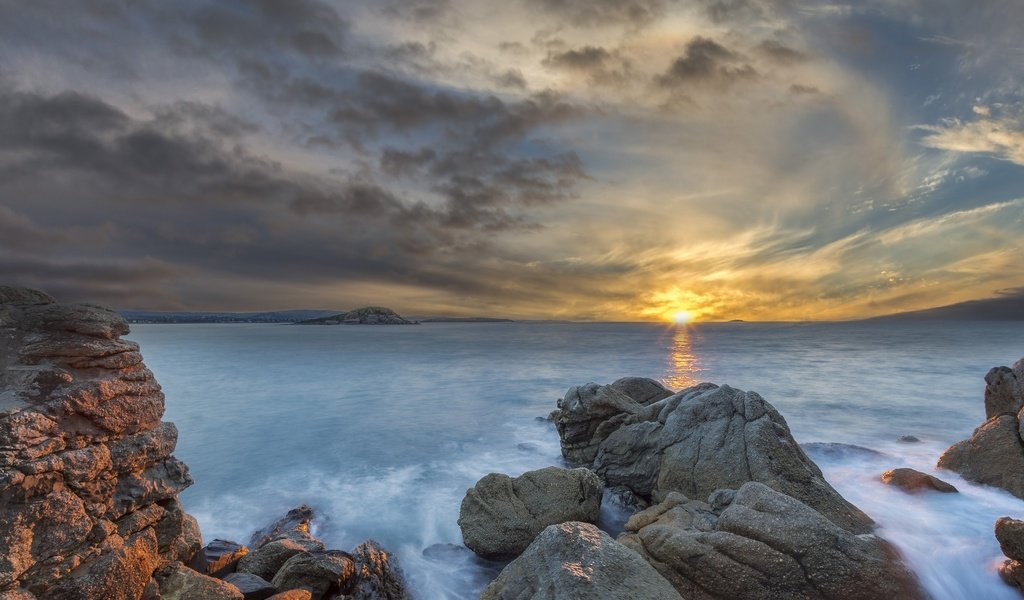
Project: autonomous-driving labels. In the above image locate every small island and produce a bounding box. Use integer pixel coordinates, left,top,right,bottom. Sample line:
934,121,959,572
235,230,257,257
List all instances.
295,306,418,325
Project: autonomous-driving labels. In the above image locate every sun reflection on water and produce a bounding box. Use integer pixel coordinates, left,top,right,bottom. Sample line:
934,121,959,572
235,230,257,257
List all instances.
662,326,701,390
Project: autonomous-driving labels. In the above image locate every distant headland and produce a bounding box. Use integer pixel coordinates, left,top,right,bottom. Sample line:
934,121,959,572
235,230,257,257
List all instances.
295,307,417,325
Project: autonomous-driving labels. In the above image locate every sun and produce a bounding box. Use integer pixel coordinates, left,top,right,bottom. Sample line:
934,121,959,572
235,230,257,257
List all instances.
672,310,693,325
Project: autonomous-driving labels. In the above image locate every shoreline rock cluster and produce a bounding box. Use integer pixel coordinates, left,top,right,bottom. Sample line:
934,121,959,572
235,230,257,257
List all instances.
936,356,1024,594
459,376,927,599
0,288,408,600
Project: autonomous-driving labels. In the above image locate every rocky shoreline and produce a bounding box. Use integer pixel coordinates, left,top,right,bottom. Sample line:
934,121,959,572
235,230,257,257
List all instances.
3,286,1024,599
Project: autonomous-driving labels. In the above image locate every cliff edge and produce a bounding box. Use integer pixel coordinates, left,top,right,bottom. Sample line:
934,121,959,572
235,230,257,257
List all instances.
0,287,200,599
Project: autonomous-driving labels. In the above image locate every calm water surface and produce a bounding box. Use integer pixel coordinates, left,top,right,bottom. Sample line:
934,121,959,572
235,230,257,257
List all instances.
127,321,1024,599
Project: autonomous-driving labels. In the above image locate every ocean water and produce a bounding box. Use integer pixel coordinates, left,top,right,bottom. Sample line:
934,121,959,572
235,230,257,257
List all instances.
127,321,1024,599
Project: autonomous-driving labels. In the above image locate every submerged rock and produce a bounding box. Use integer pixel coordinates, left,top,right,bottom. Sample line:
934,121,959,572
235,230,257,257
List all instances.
880,468,958,494
458,466,603,559
619,482,926,600
898,435,921,443
480,522,682,600
555,380,874,533
0,287,199,597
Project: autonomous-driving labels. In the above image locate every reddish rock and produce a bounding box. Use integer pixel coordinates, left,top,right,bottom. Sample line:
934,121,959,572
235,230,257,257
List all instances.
880,468,958,494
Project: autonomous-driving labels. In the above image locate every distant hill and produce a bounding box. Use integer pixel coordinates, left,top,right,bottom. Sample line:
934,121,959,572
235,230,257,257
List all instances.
868,290,1024,321
121,309,339,324
295,307,417,325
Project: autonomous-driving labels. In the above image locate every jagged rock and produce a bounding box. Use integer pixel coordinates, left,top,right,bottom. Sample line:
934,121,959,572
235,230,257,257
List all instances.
0,288,198,597
249,506,320,550
480,521,682,600
997,517,1024,562
938,415,1024,498
880,468,958,494
556,380,873,533
619,482,926,600
1001,559,1024,591
458,466,602,559
348,539,409,600
0,590,37,599
191,539,249,577
238,539,308,581
154,499,203,567
45,528,160,600
270,551,354,600
156,562,244,600
223,571,277,600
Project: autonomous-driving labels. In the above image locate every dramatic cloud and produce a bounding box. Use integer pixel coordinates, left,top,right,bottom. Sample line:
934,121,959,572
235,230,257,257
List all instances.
0,0,1021,320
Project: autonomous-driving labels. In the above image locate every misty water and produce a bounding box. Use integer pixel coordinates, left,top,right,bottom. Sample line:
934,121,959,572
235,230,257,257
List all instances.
127,321,1024,599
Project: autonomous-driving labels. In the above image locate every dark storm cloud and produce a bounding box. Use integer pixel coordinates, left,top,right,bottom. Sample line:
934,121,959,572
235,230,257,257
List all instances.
528,0,670,27
544,46,613,70
757,40,807,64
656,37,757,87
183,0,347,59
379,0,452,22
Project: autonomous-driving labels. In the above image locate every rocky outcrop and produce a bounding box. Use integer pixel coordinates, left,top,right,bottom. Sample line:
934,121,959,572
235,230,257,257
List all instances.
241,506,408,600
619,482,926,600
553,379,873,533
458,466,602,559
0,287,199,597
938,357,1024,499
156,563,244,600
880,468,958,494
479,522,683,600
294,308,416,325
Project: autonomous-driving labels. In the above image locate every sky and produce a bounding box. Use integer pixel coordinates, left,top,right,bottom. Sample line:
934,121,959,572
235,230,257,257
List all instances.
0,0,1022,321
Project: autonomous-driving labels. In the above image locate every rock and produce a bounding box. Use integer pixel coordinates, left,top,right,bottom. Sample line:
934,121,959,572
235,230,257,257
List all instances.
898,435,921,443
266,591,312,600
620,482,926,600
997,517,1024,562
802,442,888,459
156,562,244,600
270,551,354,600
1000,559,1024,591
348,539,409,600
190,539,249,577
0,288,199,596
985,364,1023,419
0,590,38,599
556,381,874,533
480,522,682,600
238,539,308,581
880,468,958,494
249,506,318,550
938,415,1024,498
607,377,674,406
458,466,602,559
223,571,277,600
938,357,1024,499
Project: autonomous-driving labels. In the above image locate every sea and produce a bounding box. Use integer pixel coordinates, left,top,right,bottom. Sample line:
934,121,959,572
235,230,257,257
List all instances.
126,320,1024,599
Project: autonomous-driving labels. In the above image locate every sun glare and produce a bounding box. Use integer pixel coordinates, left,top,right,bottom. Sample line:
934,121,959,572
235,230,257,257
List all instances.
672,311,693,325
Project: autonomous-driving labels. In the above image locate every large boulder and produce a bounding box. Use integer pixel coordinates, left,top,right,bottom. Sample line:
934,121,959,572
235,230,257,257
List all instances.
458,466,602,559
222,572,277,600
238,539,309,581
270,550,354,600
619,482,926,600
480,522,682,600
190,539,249,577
555,380,873,533
937,357,1024,499
249,505,317,550
938,415,1024,498
0,288,198,597
996,517,1024,594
